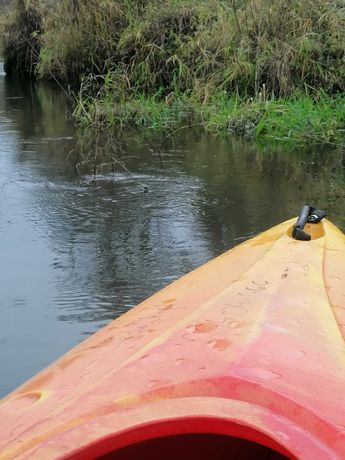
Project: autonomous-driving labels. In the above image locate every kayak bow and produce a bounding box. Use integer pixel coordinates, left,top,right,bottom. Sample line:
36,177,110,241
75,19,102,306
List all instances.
1,217,345,460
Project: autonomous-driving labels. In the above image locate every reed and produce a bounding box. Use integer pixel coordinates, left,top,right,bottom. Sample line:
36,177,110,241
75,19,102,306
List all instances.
5,0,345,91
2,0,345,144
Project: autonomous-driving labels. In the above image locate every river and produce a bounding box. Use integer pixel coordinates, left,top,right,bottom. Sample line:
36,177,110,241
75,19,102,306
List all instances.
1,64,345,396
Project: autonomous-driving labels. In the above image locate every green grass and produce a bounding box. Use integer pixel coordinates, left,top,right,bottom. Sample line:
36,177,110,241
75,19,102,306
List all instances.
2,0,345,145
252,95,345,144
73,89,345,146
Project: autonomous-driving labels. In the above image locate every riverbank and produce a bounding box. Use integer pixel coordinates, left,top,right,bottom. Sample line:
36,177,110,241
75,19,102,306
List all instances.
2,0,345,145
74,90,345,145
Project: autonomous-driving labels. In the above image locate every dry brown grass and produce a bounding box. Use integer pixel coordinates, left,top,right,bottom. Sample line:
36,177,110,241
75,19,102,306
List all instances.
3,0,345,97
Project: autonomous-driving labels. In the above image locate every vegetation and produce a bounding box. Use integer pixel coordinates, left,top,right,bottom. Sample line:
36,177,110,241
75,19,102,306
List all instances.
0,0,11,52
2,0,345,144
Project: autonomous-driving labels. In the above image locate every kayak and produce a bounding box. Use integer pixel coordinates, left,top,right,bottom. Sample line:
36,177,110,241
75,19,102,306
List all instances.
1,213,345,460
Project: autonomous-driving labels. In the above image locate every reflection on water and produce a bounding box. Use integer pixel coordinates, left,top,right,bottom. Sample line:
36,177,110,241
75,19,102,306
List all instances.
1,72,345,396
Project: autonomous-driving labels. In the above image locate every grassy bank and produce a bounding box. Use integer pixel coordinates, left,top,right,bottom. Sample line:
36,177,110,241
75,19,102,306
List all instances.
2,0,345,144
74,89,345,145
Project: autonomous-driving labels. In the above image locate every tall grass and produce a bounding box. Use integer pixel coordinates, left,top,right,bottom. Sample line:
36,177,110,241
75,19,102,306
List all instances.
2,0,345,144
4,0,345,93
37,0,130,84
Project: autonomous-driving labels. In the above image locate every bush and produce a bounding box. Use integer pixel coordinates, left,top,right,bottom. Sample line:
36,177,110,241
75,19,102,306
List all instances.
3,0,345,95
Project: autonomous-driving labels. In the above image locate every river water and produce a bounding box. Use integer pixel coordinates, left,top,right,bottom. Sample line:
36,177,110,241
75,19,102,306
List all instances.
1,64,345,396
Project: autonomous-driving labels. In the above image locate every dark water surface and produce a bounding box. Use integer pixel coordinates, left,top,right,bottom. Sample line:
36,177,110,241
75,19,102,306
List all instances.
1,65,345,396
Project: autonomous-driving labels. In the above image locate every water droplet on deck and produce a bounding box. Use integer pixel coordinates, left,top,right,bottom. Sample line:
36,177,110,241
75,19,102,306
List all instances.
140,354,149,361
254,368,281,380
148,379,169,389
207,339,231,351
163,298,176,304
252,280,269,286
276,431,290,442
195,321,218,333
148,380,161,388
3,392,43,412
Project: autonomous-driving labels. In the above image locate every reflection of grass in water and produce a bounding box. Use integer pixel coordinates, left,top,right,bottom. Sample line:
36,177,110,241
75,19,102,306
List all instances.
72,120,195,177
72,130,129,176
4,78,73,140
